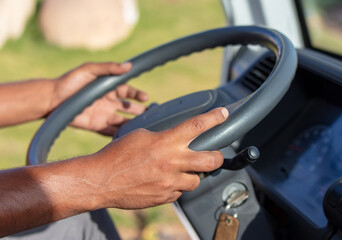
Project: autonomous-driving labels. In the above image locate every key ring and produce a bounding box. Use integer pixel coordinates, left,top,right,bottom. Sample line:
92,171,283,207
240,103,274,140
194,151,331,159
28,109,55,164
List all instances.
224,202,239,219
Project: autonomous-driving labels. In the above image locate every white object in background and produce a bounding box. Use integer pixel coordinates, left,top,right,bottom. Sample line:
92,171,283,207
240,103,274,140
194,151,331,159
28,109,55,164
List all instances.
229,0,254,26
172,202,200,240
224,0,303,48
39,0,139,51
121,0,139,25
0,0,35,49
260,0,303,48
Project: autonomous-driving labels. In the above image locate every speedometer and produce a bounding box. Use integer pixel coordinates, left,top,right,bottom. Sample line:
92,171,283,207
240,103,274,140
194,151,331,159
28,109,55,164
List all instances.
283,125,332,179
275,115,342,228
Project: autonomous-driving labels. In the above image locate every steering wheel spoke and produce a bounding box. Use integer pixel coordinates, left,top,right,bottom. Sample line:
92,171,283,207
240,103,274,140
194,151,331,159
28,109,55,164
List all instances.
226,96,251,114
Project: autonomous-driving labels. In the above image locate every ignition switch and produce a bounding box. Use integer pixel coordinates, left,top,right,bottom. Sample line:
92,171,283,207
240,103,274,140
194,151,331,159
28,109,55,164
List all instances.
222,182,249,208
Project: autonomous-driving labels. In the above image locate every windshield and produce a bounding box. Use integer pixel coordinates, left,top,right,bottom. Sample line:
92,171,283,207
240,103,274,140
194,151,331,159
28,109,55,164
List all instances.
300,0,342,56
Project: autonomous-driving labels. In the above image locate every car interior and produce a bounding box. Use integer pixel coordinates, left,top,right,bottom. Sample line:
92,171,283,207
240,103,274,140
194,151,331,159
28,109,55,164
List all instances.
173,0,342,239
28,0,342,239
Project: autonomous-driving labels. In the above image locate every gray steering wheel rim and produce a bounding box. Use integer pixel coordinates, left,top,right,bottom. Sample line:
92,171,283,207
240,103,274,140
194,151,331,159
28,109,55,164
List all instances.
28,26,297,165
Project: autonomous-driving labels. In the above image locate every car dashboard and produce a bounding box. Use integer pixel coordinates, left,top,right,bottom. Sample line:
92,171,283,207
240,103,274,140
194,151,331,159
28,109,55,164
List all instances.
116,45,342,239
227,48,342,239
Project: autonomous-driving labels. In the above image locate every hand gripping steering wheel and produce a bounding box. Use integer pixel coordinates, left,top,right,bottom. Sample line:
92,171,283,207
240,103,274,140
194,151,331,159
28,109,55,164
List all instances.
28,26,297,165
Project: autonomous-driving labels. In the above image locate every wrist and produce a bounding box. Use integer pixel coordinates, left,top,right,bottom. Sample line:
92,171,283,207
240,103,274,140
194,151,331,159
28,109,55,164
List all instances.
78,149,127,210
46,78,59,115
38,155,106,217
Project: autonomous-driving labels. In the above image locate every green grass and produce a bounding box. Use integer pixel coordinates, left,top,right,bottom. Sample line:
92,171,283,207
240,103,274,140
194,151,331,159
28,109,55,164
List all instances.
0,0,225,237
309,24,342,56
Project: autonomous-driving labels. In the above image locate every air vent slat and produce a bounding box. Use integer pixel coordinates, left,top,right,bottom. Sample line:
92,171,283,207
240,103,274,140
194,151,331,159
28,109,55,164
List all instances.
242,78,259,91
241,55,276,92
251,69,267,81
246,73,264,86
260,60,274,69
266,56,276,62
254,64,272,75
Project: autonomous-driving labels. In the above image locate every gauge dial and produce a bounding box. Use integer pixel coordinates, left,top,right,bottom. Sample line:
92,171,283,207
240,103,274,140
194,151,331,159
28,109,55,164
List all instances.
282,125,332,179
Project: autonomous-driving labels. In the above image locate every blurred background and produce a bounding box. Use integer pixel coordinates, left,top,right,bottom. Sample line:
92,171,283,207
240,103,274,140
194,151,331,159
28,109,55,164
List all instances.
0,0,225,239
302,0,342,55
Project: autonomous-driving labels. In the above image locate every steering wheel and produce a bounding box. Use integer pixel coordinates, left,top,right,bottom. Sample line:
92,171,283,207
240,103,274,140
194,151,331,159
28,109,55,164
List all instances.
28,26,297,165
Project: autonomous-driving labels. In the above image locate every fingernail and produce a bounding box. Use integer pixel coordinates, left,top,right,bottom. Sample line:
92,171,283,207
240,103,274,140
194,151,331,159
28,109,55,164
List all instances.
141,93,149,101
221,108,229,119
120,62,132,69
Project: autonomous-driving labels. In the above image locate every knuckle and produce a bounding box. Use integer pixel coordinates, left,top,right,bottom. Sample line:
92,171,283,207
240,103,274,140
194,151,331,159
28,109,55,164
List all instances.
190,118,205,132
117,84,128,92
155,194,170,204
206,155,216,170
80,62,93,69
205,152,222,170
160,179,173,191
190,176,200,190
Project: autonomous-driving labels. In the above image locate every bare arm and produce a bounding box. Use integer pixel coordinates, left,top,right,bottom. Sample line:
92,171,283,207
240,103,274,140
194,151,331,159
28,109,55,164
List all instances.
0,108,228,237
0,79,55,127
0,62,148,135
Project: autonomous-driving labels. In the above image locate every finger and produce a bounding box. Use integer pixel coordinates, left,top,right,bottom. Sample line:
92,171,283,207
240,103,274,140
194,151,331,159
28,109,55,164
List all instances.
180,151,224,173
97,126,119,136
80,62,132,77
107,114,130,126
114,84,149,102
168,107,229,143
116,100,147,115
167,191,183,203
177,173,201,192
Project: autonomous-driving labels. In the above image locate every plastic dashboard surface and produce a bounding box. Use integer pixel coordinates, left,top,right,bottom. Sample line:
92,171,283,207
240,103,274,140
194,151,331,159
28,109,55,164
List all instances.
241,49,342,235
267,100,342,228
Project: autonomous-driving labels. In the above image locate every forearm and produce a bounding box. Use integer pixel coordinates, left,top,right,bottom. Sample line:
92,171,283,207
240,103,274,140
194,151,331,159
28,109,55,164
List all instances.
0,155,103,237
0,107,228,237
0,62,136,129
0,79,56,127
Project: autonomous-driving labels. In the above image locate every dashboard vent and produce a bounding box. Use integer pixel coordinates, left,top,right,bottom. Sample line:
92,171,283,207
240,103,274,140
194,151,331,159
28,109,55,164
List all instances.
241,56,276,92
